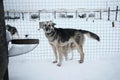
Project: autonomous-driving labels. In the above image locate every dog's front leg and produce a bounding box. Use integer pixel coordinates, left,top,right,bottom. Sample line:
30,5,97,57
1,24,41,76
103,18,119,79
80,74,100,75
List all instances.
51,44,58,63
57,45,63,67
77,45,84,63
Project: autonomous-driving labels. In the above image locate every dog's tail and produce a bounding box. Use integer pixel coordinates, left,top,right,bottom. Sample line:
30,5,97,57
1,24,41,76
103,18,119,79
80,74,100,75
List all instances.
79,30,100,41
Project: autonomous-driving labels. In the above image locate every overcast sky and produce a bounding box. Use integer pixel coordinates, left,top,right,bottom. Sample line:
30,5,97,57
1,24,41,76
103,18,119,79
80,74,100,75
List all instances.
3,0,119,11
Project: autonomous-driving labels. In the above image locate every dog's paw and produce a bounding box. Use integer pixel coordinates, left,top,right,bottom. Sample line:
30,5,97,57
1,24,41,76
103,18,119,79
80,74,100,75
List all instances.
79,60,84,63
57,63,61,67
53,61,57,63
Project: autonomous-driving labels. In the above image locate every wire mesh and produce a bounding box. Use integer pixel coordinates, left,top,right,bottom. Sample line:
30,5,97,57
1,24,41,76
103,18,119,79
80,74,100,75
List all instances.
3,0,120,61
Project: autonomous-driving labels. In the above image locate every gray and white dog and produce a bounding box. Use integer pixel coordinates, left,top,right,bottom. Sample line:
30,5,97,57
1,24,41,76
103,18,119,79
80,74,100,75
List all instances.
39,21,100,66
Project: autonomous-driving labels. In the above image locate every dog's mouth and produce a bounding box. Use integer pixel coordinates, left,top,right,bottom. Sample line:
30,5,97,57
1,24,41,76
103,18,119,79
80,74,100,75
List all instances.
45,27,50,31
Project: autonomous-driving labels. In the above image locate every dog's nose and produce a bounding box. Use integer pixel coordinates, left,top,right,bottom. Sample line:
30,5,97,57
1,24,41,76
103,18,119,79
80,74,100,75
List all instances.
46,28,49,31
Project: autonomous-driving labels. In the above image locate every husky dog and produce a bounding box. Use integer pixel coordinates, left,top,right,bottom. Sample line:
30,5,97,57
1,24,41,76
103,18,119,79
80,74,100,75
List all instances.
6,24,19,39
40,21,100,66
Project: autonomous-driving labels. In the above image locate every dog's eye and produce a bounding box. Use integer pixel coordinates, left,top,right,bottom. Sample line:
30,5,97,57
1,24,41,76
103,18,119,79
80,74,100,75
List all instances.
48,25,50,26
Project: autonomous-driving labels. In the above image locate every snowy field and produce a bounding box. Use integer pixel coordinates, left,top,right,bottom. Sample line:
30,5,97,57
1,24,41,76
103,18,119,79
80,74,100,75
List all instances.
9,55,120,80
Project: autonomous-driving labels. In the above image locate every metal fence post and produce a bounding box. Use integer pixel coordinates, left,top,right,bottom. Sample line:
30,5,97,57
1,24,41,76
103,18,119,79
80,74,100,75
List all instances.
108,7,110,21
115,6,118,21
38,10,41,20
100,10,102,20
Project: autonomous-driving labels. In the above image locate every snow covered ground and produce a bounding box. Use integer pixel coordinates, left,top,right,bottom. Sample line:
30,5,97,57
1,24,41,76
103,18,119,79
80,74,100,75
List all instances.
9,54,120,80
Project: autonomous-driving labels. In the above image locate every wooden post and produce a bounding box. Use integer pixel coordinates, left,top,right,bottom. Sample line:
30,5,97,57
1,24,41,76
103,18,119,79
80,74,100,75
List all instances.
75,10,78,18
22,12,24,20
112,21,115,27
38,10,41,20
6,11,9,17
19,12,20,19
65,11,67,17
115,6,118,21
100,10,102,20
108,7,110,21
0,0,9,80
54,11,56,19
6,11,9,21
14,11,16,18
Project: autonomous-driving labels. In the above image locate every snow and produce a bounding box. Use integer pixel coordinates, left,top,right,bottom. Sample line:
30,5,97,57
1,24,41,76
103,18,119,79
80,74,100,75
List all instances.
9,54,120,80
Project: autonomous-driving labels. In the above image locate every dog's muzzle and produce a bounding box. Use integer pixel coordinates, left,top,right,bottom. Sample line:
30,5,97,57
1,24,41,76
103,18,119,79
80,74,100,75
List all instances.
45,28,49,31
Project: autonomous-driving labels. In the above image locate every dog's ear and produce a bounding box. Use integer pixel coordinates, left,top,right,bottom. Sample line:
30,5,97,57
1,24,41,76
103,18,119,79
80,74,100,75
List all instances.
52,23,56,26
